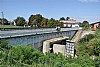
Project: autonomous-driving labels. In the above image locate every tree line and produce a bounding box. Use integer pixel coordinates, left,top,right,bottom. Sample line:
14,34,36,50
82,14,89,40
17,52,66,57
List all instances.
0,14,90,28
0,14,63,27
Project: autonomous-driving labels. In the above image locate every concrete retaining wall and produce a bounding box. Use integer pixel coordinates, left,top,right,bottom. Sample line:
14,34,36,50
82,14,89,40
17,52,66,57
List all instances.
53,44,65,55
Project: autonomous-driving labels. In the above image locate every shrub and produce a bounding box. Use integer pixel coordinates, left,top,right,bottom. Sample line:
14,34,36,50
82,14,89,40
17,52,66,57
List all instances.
79,34,94,43
93,39,100,56
0,39,8,49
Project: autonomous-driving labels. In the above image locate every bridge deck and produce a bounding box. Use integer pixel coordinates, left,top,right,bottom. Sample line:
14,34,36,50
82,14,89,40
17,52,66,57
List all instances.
0,27,82,38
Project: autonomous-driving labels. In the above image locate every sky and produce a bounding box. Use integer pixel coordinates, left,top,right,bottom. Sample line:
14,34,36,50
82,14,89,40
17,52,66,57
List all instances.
0,0,100,23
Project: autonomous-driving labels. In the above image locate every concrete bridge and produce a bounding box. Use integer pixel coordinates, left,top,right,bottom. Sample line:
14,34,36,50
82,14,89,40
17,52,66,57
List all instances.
0,27,82,56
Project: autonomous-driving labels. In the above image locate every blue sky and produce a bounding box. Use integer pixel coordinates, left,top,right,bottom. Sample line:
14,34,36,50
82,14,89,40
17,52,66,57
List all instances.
0,0,100,23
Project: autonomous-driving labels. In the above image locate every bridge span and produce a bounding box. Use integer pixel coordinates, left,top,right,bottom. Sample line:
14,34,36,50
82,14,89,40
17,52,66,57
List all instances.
0,27,82,56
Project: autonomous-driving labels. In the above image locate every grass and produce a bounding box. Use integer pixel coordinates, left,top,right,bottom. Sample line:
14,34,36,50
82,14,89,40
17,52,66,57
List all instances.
0,25,24,28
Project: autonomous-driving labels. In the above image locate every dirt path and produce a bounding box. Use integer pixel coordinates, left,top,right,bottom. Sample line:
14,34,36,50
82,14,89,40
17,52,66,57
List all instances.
81,30,95,38
71,30,95,43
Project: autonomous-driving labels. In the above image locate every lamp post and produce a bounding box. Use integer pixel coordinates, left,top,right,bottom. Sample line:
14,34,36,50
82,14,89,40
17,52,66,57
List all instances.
1,11,4,30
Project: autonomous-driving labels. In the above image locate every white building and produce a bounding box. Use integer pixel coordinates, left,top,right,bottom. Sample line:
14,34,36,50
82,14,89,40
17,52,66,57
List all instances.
60,20,79,27
13,21,16,26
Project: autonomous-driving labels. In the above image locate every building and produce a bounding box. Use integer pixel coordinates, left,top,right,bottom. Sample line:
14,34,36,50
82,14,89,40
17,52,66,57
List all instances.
90,22,100,29
13,21,16,26
60,19,79,28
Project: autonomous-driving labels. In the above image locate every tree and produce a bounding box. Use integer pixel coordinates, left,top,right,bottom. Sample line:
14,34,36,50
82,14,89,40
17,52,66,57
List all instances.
47,18,55,27
54,20,63,27
66,17,70,20
0,18,9,25
47,18,63,27
14,17,26,26
40,17,48,27
59,17,65,20
28,14,43,27
82,21,90,29
31,19,38,28
78,22,82,27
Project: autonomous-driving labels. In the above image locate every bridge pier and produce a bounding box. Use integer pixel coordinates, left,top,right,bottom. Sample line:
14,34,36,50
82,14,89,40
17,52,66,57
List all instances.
42,36,69,54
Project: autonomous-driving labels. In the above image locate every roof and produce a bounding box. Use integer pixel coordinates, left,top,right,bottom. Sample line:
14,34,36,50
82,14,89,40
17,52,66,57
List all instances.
90,22,100,25
60,20,79,24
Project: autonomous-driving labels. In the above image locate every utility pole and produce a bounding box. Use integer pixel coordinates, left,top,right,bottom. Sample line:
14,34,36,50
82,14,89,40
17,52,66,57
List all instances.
1,11,4,30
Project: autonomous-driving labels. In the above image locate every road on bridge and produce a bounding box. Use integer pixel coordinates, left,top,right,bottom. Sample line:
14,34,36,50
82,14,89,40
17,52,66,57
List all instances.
0,27,82,38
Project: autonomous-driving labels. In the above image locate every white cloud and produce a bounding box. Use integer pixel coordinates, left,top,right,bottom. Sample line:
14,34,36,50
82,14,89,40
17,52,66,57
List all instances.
79,0,100,2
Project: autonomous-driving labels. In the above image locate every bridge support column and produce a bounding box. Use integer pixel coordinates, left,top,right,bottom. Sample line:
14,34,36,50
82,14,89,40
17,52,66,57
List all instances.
65,40,75,57
43,41,50,54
